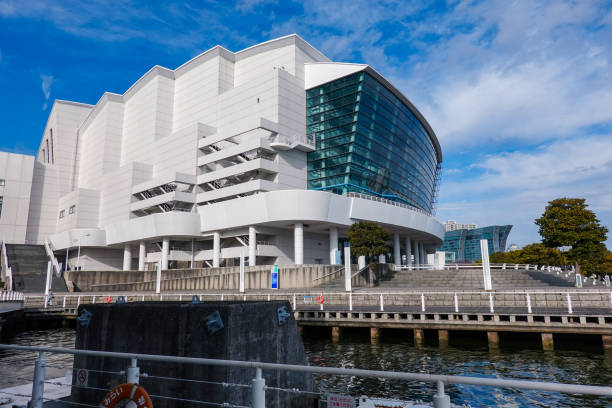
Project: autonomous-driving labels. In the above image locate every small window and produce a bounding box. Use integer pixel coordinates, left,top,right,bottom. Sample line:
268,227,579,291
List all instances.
69,205,76,214
59,209,65,219
0,179,4,186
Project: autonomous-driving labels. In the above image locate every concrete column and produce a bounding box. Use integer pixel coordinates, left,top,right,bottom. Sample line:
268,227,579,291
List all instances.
161,238,169,270
438,330,449,348
405,236,412,266
294,223,304,265
329,227,339,265
487,331,499,350
212,232,220,268
370,327,381,343
248,226,256,266
123,244,132,271
413,240,420,266
138,241,146,271
420,242,426,266
332,326,341,342
541,333,554,351
393,232,401,266
190,239,195,268
414,329,424,347
603,335,612,350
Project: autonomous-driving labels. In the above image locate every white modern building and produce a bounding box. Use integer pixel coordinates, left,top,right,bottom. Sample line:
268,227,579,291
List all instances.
1,35,445,271
444,220,477,232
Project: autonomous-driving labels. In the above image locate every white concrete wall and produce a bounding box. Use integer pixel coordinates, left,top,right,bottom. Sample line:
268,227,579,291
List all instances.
0,153,34,243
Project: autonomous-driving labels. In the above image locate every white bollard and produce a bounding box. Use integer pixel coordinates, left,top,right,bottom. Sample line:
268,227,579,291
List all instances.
566,293,573,314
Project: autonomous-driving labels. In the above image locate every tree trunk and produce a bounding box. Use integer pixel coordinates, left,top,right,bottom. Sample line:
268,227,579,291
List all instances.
575,262,581,275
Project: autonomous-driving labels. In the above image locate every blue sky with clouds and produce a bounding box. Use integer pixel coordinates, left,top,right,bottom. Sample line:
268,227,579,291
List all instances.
1,0,611,247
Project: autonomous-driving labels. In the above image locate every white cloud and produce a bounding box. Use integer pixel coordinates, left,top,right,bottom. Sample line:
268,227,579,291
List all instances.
40,74,53,110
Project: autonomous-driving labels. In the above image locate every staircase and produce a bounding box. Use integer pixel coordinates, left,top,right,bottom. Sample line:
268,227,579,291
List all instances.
4,244,68,293
375,267,575,290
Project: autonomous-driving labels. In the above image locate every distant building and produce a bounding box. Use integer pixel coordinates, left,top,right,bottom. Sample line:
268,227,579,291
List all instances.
507,243,520,252
444,220,477,232
440,225,512,263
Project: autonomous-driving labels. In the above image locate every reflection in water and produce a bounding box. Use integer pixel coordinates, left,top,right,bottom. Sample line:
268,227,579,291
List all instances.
1,328,611,407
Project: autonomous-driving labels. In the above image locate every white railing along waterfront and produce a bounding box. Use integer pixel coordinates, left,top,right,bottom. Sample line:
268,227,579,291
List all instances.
1,240,13,291
43,240,61,277
346,192,432,216
23,289,612,316
0,290,24,302
1,344,611,408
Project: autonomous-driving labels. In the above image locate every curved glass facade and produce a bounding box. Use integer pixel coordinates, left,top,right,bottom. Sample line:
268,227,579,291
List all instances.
440,225,513,262
306,71,441,214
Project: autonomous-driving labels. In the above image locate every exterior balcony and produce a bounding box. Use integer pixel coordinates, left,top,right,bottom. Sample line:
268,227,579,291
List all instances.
196,179,278,204
270,134,316,152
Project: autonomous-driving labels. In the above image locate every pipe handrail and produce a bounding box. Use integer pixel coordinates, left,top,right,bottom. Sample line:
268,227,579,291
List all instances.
312,266,345,281
0,344,611,396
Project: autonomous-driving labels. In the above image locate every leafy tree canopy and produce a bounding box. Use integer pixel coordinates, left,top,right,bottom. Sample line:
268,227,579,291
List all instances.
347,221,390,259
535,198,608,275
490,243,565,266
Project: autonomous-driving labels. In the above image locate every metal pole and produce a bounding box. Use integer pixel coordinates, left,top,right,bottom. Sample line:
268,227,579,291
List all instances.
292,294,296,310
349,293,353,311
251,367,266,408
239,250,245,293
30,351,46,408
76,242,81,270
433,380,451,408
567,292,573,314
489,293,494,313
126,358,140,384
65,247,69,272
380,294,384,312
155,260,161,294
421,293,425,312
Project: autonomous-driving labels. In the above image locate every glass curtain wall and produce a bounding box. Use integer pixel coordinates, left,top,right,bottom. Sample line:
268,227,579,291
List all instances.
306,71,440,214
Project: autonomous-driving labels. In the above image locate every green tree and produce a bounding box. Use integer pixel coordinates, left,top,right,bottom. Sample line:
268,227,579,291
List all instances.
347,222,390,268
535,198,608,275
490,243,565,266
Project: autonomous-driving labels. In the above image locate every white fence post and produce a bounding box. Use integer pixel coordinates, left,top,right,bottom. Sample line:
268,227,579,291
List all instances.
480,239,492,291
526,293,532,314
489,293,494,313
29,351,46,408
566,293,573,314
349,293,353,311
380,294,384,312
421,293,425,312
454,293,459,313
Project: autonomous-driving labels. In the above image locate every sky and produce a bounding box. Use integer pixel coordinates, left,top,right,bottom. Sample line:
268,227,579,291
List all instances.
0,0,611,247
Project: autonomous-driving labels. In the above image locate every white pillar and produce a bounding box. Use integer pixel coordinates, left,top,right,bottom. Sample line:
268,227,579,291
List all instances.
190,239,195,268
393,233,401,266
413,240,420,266
344,245,352,292
294,223,304,265
213,232,220,267
123,244,132,271
329,227,338,265
248,226,256,266
405,236,412,267
161,238,169,270
138,241,146,271
358,256,366,269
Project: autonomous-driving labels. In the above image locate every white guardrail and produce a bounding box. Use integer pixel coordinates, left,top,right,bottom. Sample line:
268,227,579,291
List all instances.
23,289,612,315
0,344,611,408
0,291,24,301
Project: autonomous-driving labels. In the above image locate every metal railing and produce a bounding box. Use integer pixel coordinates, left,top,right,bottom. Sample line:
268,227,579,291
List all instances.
23,289,612,315
1,344,611,408
0,290,24,301
346,192,432,216
1,240,13,291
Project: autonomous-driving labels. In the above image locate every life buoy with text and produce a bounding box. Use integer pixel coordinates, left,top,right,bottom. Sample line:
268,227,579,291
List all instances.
99,383,153,408
317,295,325,304
105,296,112,303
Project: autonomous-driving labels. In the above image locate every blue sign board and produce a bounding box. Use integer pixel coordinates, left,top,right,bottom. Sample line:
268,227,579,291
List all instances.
575,274,583,288
271,265,279,289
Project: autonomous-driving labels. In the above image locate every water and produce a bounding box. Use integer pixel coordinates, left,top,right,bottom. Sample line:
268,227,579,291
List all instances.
1,328,612,407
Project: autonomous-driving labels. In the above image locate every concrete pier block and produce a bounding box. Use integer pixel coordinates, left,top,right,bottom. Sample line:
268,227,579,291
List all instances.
370,327,380,343
438,330,449,348
602,335,612,350
332,326,341,342
487,331,499,350
414,329,424,347
541,333,554,351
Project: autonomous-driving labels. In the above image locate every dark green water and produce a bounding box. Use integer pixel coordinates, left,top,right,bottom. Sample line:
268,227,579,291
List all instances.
2,327,612,407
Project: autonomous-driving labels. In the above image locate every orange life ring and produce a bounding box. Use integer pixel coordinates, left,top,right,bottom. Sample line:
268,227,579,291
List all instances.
317,295,325,304
100,383,153,408
105,296,112,303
